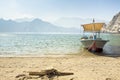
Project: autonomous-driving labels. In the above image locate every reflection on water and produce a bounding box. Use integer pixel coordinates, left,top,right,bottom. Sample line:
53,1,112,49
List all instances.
0,33,82,55
0,33,119,56
102,34,120,56
103,45,120,56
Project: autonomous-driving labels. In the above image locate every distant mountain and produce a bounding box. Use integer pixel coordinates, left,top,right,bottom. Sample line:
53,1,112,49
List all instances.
103,12,120,33
0,18,79,33
15,18,34,22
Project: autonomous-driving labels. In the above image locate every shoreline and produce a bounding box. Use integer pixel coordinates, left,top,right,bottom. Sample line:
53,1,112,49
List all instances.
0,54,83,57
0,51,98,58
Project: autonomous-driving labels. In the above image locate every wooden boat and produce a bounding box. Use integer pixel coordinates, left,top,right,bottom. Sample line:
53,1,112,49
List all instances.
81,19,109,52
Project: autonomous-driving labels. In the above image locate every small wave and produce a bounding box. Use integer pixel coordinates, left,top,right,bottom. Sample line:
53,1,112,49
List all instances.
0,33,9,36
0,33,14,37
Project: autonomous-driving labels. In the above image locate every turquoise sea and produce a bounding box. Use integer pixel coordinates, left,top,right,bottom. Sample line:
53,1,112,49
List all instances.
0,33,120,56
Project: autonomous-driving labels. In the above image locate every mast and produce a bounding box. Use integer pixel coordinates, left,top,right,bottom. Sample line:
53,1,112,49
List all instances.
93,19,100,39
93,19,96,40
93,18,95,31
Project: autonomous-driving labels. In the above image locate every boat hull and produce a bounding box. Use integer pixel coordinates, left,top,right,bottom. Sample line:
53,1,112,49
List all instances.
81,39,109,52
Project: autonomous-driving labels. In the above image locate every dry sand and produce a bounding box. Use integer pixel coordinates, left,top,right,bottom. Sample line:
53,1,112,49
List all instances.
0,53,120,80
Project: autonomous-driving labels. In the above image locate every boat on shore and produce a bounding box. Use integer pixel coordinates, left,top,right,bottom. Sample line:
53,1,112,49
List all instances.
81,19,109,52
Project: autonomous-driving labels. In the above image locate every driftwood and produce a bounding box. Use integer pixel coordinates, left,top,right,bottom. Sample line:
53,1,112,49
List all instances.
16,74,27,78
29,68,73,78
16,68,74,80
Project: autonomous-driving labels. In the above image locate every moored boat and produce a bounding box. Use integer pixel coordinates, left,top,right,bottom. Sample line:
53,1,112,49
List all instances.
81,19,109,52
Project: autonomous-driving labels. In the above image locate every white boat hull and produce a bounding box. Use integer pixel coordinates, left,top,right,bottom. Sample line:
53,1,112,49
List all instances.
81,39,109,52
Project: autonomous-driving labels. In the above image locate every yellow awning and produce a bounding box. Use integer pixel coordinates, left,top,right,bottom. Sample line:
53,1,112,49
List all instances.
81,23,105,32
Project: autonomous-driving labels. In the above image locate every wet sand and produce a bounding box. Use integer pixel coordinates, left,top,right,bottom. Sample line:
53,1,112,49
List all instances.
0,53,120,80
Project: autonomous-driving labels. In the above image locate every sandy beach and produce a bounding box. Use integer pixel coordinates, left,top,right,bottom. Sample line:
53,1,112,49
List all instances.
0,53,120,80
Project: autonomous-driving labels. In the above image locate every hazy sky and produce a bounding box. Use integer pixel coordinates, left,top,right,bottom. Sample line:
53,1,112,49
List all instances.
0,0,120,22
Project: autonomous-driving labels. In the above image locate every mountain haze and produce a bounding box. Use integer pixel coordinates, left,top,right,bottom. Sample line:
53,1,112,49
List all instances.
54,17,108,31
0,18,79,33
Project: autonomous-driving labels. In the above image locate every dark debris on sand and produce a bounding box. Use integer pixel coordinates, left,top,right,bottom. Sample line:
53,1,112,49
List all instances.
15,68,74,80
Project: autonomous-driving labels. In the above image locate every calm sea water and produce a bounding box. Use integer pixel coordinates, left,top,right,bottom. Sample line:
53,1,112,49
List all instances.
0,33,120,56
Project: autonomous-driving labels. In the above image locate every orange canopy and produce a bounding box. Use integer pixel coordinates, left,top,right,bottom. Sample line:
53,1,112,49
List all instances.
81,23,105,32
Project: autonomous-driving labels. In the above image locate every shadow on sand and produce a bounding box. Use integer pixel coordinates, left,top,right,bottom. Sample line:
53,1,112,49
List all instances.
80,45,120,58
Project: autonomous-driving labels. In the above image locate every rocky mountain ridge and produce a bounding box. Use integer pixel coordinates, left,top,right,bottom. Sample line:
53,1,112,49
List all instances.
102,12,120,33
